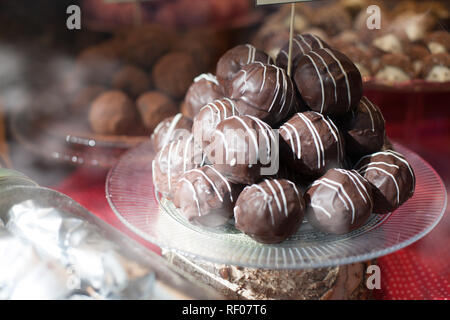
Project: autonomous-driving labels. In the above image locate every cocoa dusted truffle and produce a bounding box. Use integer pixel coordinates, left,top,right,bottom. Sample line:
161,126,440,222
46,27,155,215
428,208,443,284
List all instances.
279,111,345,178
310,5,352,37
406,44,430,76
228,62,296,125
112,65,151,98
305,168,373,235
374,53,414,83
426,31,450,55
294,48,363,116
421,53,450,83
234,179,305,244
152,134,203,198
355,150,415,214
276,33,330,72
216,44,272,87
173,165,241,227
372,33,404,55
89,90,138,135
181,73,225,119
152,52,200,99
208,115,278,185
192,98,239,150
151,113,193,152
136,91,178,133
341,97,385,160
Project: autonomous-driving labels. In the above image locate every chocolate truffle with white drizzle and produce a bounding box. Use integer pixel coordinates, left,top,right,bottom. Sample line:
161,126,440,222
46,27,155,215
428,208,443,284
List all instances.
151,113,193,152
228,62,297,125
234,179,305,244
182,73,225,119
276,33,330,72
294,48,363,116
355,150,415,214
279,111,345,179
192,98,240,150
173,165,241,227
216,44,272,89
208,115,279,185
152,134,203,199
305,168,373,235
340,96,386,160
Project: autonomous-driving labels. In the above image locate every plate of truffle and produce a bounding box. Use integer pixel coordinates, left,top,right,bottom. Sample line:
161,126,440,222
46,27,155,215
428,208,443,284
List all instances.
106,41,447,269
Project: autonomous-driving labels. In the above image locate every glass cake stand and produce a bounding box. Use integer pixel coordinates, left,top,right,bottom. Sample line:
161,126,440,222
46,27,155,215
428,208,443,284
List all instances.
106,141,447,269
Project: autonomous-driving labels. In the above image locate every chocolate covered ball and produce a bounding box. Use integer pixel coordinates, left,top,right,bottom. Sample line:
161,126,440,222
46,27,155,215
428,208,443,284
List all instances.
276,34,330,72
136,91,178,133
228,62,296,125
341,96,386,160
234,179,305,244
279,111,345,178
112,65,151,98
294,48,363,116
355,150,415,214
216,44,272,87
152,134,203,198
181,73,225,119
173,165,240,227
208,115,278,185
305,168,373,235
151,113,193,152
192,98,239,150
89,90,138,135
153,52,199,99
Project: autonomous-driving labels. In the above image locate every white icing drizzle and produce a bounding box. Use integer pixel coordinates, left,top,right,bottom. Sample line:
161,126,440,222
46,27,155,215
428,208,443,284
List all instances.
310,34,326,49
251,184,275,226
298,113,325,168
246,44,256,64
229,116,259,158
310,50,337,104
322,48,352,110
365,166,400,205
298,35,312,50
214,130,229,161
360,98,375,131
223,98,238,116
180,177,202,216
317,113,342,163
264,180,282,214
194,73,219,86
182,134,195,172
336,169,370,205
304,53,325,113
310,203,332,218
207,165,234,201
191,168,224,202
273,180,289,217
161,113,183,147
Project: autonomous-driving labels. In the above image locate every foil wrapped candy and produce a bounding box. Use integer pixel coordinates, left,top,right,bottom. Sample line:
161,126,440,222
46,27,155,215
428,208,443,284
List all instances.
0,169,218,300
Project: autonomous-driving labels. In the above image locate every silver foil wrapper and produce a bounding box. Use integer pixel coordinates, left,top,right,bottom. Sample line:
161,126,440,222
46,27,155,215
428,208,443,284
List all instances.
0,169,220,300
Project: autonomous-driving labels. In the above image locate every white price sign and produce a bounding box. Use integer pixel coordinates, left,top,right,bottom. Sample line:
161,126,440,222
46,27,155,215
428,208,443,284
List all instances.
256,0,317,5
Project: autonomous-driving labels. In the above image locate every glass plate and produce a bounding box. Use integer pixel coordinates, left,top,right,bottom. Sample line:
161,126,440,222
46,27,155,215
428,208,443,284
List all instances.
106,141,447,269
10,110,147,168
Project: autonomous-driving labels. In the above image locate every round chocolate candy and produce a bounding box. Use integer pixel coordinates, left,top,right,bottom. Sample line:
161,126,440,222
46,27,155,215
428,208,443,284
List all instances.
216,44,272,88
305,168,373,235
234,179,305,244
192,98,239,150
355,150,415,214
208,115,278,185
151,113,193,152
276,33,330,72
294,48,363,116
279,111,345,178
228,62,296,125
181,73,225,119
152,134,203,198
89,90,139,135
173,165,240,227
341,96,386,160
136,91,178,133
